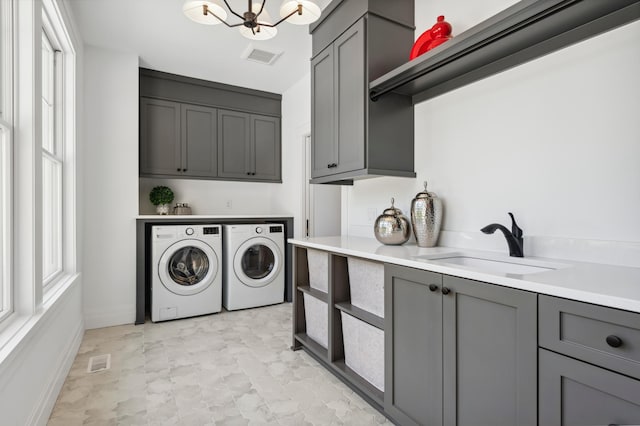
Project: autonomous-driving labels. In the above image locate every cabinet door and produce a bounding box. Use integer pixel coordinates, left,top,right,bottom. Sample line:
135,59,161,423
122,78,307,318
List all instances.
311,46,335,178
384,265,443,426
539,348,640,426
181,104,217,178
334,18,366,175
140,98,181,176
442,276,537,426
217,109,251,179
251,115,280,181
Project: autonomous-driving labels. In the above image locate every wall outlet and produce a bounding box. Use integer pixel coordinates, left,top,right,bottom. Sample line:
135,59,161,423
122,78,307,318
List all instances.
225,200,232,209
367,208,377,223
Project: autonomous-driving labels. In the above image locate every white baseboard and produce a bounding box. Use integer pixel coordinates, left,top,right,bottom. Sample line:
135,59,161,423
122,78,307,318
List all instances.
84,304,136,329
29,321,83,426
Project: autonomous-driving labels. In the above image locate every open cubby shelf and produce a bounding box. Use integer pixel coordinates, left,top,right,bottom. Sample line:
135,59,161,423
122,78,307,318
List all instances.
294,332,328,360
332,359,384,405
335,302,384,331
297,285,328,303
292,247,386,409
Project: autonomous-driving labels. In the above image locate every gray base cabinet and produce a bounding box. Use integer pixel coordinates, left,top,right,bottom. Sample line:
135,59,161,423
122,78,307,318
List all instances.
539,348,640,426
538,295,640,426
384,265,537,426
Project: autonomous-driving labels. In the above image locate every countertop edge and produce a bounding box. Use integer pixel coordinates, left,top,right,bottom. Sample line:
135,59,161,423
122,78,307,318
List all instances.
288,237,640,314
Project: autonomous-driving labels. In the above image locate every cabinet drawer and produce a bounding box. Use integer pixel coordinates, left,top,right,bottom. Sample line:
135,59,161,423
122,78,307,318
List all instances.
539,295,640,379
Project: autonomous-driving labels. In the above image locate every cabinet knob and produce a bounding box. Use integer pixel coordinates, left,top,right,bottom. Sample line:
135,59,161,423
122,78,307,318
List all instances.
441,287,451,295
606,335,623,348
327,163,338,168
246,172,251,175
177,168,181,172
428,284,439,292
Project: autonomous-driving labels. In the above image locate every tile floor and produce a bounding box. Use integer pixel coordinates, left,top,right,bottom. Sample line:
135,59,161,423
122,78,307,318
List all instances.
48,303,392,425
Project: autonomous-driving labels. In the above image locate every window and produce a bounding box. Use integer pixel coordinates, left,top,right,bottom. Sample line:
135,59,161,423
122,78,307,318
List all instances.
0,0,13,321
41,28,63,285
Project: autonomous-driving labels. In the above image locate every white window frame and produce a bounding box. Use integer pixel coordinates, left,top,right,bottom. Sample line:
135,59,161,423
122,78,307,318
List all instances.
41,22,63,287
40,0,76,299
0,0,14,323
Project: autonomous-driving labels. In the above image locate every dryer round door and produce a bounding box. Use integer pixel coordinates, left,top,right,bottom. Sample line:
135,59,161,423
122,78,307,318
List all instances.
158,239,219,295
233,237,283,288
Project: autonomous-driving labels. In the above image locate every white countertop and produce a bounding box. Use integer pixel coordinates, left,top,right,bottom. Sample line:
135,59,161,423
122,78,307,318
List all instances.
137,214,292,219
288,236,640,314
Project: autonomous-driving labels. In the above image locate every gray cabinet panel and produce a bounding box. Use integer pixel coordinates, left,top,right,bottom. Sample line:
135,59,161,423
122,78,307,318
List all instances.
252,115,280,181
539,348,640,426
442,276,537,426
539,295,640,380
140,98,181,176
311,47,335,178
334,19,365,175
385,265,443,426
217,109,251,179
309,4,415,184
181,104,217,178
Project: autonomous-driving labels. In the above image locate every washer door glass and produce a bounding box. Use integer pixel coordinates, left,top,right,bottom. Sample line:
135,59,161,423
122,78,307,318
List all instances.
233,237,282,288
159,239,219,295
241,244,275,279
169,246,209,286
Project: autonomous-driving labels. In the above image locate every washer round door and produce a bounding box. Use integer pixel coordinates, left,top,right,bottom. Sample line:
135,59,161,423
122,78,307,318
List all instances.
233,237,283,288
158,239,219,295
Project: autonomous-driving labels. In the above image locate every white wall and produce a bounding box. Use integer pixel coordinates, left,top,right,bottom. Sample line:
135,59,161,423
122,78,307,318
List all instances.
83,46,139,328
344,4,640,267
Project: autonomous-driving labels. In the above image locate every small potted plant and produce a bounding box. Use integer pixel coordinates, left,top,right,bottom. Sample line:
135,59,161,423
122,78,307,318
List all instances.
149,186,174,215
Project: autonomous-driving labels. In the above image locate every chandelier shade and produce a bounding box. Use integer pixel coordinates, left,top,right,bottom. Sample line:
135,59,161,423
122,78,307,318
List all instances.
182,0,321,40
183,1,227,25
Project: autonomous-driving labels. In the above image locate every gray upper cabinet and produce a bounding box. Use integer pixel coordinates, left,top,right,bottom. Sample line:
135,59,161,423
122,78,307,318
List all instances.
140,98,217,178
181,104,218,178
217,109,281,182
384,265,537,426
309,1,415,184
140,98,181,176
139,68,281,182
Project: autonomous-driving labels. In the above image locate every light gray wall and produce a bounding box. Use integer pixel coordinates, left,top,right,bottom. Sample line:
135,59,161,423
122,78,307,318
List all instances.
83,45,139,328
342,2,640,267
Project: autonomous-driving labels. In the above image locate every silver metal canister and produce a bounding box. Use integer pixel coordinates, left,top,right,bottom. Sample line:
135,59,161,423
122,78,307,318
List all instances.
374,198,411,245
410,181,443,247
173,203,192,215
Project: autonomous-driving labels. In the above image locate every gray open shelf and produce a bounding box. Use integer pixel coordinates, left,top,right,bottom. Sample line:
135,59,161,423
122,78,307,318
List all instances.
294,332,328,360
332,359,384,406
335,302,384,331
369,0,640,104
297,285,328,303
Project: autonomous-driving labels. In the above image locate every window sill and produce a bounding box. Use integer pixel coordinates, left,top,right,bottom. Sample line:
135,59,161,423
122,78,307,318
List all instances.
0,272,81,375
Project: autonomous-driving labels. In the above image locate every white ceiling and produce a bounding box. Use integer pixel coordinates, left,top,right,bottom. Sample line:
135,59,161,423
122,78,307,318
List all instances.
66,0,331,94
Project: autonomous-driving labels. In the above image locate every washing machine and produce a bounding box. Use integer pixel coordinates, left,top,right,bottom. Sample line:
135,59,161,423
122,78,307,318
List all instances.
151,224,222,322
223,224,285,311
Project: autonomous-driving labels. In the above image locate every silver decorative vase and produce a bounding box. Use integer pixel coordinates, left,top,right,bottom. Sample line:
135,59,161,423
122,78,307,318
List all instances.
374,198,411,245
410,181,443,247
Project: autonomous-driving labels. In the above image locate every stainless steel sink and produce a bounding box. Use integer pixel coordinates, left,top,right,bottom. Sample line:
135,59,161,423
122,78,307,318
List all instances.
413,253,566,275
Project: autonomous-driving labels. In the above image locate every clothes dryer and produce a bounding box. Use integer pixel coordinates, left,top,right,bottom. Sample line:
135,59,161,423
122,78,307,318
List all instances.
223,224,285,310
151,224,222,322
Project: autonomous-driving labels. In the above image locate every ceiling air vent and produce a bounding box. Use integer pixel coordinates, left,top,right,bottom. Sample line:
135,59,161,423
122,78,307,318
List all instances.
241,44,282,65
87,354,111,373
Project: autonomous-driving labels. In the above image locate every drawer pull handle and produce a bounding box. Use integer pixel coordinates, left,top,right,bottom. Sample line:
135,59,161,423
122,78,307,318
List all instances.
428,284,439,292
606,335,623,348
441,287,451,295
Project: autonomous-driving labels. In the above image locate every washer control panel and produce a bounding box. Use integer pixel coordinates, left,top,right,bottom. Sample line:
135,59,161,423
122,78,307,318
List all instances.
255,227,263,234
185,227,194,236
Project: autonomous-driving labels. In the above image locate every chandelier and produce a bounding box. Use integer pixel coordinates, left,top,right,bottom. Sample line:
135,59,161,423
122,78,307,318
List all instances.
183,1,322,41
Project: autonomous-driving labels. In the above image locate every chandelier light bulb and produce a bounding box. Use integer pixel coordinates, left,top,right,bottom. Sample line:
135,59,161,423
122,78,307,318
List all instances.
279,1,321,25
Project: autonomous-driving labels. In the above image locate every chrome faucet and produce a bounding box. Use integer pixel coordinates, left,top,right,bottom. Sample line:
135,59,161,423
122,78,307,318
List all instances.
481,212,524,257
